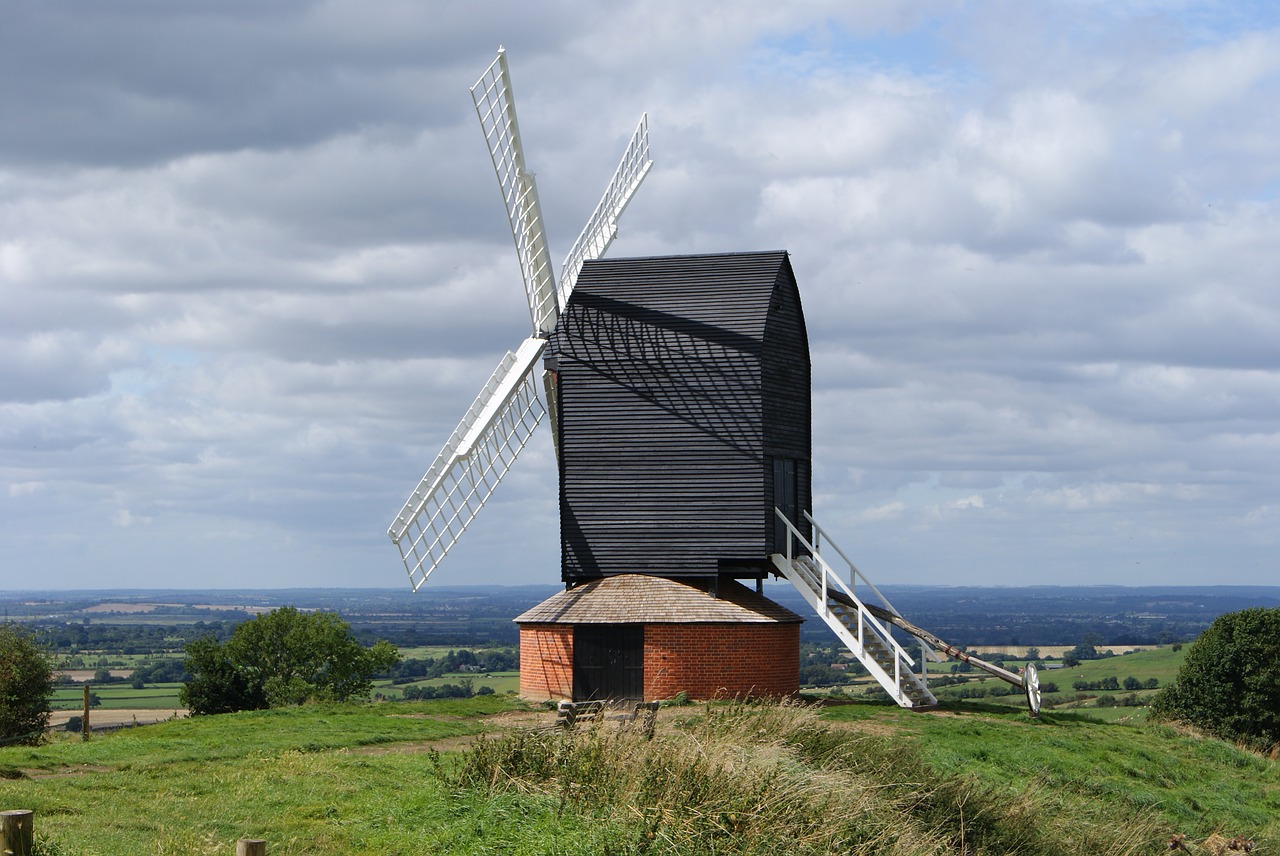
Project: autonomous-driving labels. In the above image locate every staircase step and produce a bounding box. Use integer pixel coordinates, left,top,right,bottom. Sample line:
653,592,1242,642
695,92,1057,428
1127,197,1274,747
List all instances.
773,549,938,711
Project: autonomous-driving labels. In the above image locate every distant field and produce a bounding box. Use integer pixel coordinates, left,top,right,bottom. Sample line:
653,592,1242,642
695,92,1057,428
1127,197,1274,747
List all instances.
376,672,521,698
57,669,134,681
969,644,1160,657
395,645,499,659
1047,644,1186,683
54,674,523,710
935,646,1186,720
52,683,185,710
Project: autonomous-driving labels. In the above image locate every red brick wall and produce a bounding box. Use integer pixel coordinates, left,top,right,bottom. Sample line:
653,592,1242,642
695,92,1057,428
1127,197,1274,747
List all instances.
519,622,800,702
519,623,574,700
644,623,800,700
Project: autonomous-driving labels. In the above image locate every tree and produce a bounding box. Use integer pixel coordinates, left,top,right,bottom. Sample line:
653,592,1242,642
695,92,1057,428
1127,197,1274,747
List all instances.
1061,642,1110,668
1151,607,1280,751
181,607,400,715
180,634,266,715
0,623,54,746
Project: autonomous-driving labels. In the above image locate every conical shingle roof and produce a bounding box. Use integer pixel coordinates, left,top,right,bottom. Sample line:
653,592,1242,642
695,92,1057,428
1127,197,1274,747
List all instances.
514,574,803,624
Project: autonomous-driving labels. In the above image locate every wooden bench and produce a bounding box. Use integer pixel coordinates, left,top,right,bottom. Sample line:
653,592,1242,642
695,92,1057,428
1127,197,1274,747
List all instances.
552,700,659,738
554,699,605,729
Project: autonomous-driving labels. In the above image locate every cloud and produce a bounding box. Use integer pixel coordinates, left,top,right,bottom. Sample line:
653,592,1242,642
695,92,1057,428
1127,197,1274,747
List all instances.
113,508,152,528
8,481,45,498
861,501,906,522
1,2,1278,589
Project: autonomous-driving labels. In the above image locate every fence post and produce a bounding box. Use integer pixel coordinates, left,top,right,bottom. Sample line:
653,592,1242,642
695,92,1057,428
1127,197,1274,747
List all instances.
236,838,266,856
82,684,90,741
1,809,34,856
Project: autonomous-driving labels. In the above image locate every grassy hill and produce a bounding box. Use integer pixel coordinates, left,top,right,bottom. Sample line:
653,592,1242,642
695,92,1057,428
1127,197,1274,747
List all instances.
1044,645,1186,683
1,696,1275,855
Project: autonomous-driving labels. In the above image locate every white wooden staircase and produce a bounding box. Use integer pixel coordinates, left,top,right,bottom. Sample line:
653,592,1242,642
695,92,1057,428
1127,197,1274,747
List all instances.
771,510,938,710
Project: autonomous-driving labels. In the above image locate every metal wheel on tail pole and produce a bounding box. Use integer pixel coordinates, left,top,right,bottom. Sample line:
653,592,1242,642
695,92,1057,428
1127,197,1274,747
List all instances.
1024,662,1042,717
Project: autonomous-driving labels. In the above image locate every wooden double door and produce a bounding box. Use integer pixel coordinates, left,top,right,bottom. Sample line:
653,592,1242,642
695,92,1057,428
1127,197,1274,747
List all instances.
573,624,644,701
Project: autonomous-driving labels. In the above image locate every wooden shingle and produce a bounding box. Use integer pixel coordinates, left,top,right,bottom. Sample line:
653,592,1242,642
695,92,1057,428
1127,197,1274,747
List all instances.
514,574,803,624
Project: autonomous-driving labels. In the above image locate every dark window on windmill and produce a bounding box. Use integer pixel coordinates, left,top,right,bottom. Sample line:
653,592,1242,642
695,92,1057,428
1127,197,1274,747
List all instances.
546,251,813,587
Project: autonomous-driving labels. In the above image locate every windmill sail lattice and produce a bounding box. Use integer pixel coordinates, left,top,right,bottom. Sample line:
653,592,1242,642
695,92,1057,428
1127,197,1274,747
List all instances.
389,338,546,591
471,50,559,335
557,114,652,308
388,48,652,588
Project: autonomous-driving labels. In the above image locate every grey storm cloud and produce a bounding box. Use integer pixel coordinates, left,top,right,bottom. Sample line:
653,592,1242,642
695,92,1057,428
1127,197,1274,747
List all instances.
1,1,1278,590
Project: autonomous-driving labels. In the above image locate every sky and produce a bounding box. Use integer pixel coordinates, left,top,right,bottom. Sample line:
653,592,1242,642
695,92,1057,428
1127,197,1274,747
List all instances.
2,1,1278,592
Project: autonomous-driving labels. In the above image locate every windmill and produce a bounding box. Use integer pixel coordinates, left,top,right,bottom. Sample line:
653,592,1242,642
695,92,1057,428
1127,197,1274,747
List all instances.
389,50,1041,715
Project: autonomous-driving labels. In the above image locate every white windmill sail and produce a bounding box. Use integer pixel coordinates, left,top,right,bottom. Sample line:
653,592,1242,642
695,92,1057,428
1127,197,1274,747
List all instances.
556,113,653,308
471,49,560,335
388,337,546,591
389,48,652,589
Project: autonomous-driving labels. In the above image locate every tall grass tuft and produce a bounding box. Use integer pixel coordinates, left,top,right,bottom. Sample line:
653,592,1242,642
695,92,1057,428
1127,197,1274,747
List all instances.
447,698,1163,854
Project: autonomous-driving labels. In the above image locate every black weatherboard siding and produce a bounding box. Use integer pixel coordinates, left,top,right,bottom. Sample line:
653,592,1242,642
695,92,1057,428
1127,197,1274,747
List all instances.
547,251,812,584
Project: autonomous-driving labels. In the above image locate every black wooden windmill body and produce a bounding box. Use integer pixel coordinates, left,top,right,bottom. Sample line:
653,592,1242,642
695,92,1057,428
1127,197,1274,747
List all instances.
389,50,1042,713
550,251,811,586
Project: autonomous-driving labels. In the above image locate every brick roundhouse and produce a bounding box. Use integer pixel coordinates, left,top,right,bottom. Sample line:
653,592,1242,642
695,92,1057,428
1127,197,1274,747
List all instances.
516,575,802,701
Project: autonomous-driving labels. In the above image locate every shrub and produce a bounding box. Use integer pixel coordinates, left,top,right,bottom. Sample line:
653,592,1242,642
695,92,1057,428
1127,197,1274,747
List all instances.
0,623,54,745
1151,607,1280,751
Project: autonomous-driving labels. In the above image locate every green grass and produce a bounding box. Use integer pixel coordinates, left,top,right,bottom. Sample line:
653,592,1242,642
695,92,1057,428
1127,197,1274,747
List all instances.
2,696,1274,855
821,700,1279,846
1056,702,1154,723
0,698,521,854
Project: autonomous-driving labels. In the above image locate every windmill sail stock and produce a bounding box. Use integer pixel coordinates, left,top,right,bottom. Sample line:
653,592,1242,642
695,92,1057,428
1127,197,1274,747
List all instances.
388,48,652,589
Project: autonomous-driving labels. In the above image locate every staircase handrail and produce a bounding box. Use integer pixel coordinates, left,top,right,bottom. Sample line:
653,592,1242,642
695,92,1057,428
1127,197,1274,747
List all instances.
803,510,904,621
774,508,916,670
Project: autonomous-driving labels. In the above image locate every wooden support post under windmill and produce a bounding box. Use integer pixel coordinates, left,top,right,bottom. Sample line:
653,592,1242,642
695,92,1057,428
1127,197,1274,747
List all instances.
1,809,34,856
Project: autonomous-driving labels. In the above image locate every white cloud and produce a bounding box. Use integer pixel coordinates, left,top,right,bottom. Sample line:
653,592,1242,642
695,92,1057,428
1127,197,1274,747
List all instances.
113,508,152,528
861,501,906,522
8,481,45,498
